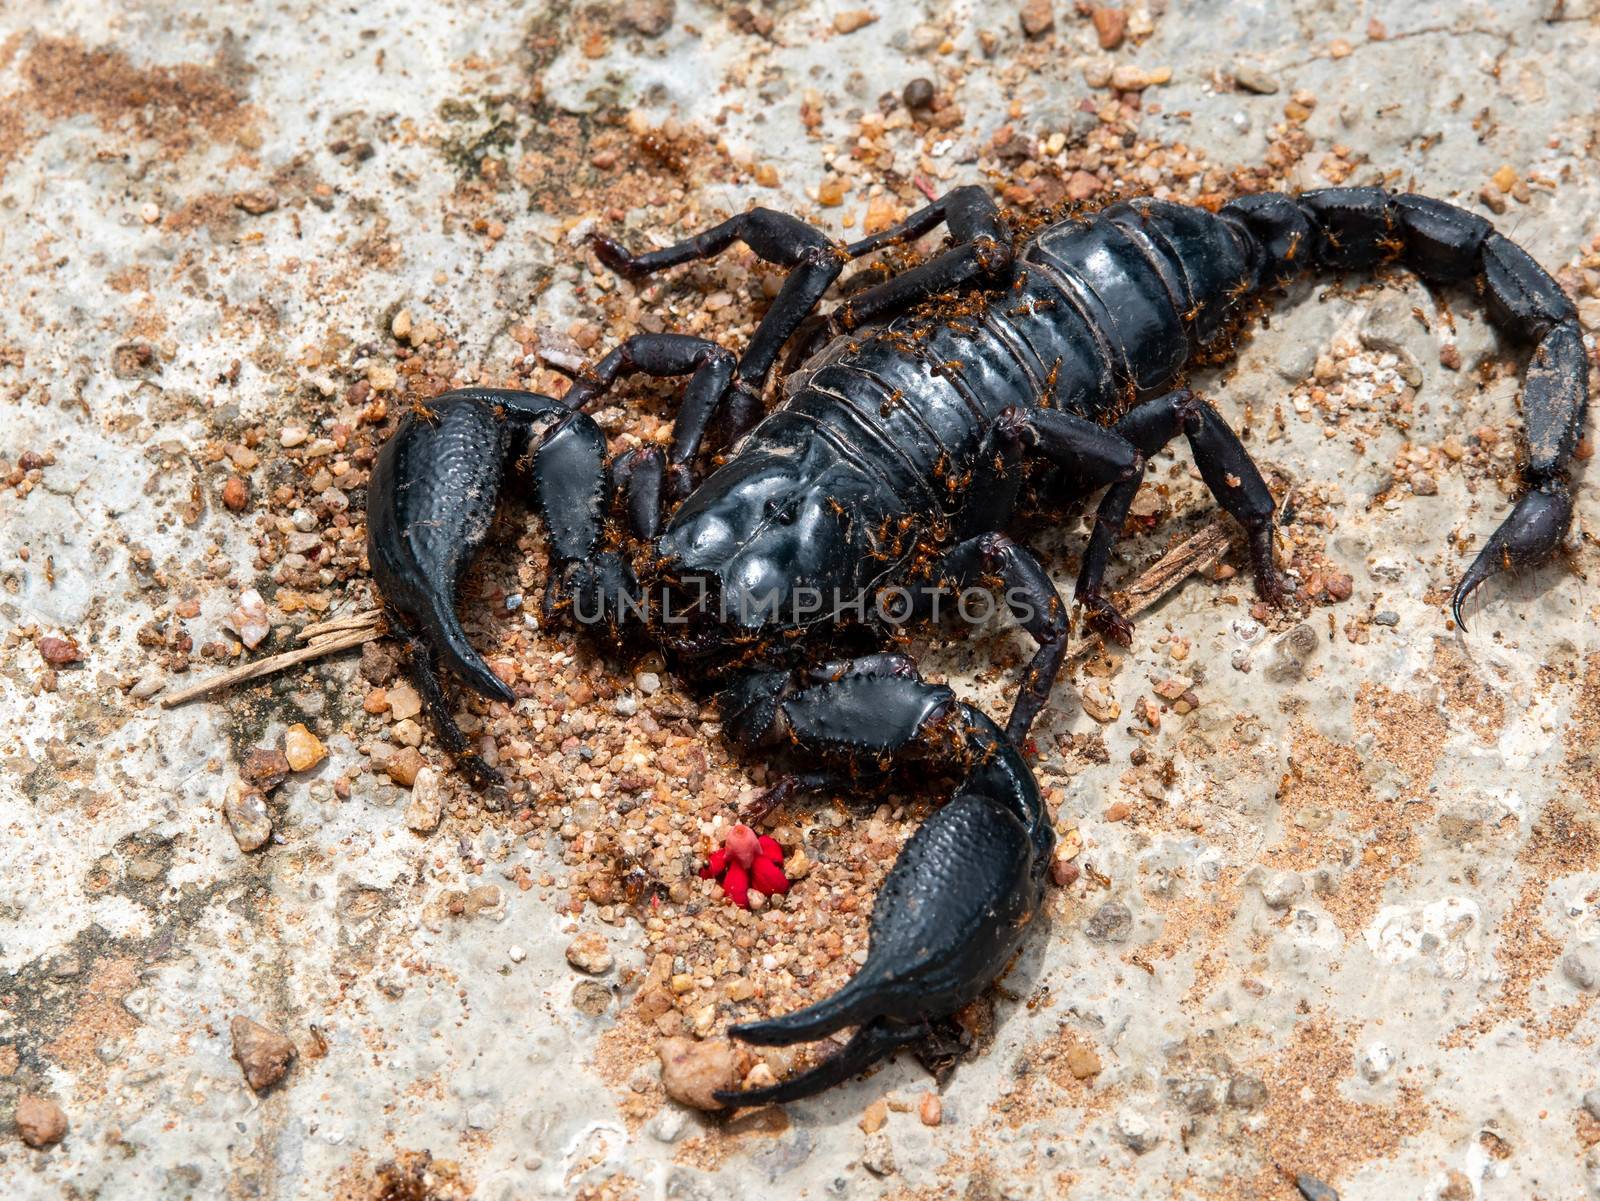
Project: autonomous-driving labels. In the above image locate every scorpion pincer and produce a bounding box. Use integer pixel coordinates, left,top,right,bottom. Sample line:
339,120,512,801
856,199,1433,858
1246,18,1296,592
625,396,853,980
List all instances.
366,185,1586,1105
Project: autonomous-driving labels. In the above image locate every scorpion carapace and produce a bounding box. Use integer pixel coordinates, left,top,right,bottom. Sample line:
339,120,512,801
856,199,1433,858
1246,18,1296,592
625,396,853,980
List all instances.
367,185,1586,1105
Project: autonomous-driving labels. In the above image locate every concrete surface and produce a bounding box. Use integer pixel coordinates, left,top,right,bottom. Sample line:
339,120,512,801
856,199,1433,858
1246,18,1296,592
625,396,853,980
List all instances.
1,1,1598,1199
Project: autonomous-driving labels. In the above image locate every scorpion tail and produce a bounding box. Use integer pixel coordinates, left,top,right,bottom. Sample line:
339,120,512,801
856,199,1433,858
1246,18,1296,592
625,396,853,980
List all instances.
1222,188,1587,628
715,695,1054,1107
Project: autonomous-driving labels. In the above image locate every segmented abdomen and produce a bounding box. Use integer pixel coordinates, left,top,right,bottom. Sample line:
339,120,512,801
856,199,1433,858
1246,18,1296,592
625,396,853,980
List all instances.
1012,198,1256,414
766,198,1255,515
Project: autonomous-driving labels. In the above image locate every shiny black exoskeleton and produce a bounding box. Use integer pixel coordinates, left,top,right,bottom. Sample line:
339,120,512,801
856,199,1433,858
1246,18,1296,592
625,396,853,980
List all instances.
367,185,1586,1105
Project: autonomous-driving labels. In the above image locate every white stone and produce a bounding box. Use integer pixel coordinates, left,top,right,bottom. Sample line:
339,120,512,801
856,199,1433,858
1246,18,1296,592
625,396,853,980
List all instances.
1357,1042,1394,1082
221,589,271,649
405,768,442,832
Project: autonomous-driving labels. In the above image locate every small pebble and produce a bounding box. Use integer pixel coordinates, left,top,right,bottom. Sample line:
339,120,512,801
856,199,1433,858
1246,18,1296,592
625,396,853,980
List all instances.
129,670,165,700
862,1131,896,1176
1019,0,1053,39
860,1098,887,1133
1357,1042,1394,1082
222,476,250,512
386,747,426,787
1066,1041,1101,1079
902,78,935,110
1085,900,1132,943
1051,854,1081,888
1373,611,1400,627
224,784,272,852
231,1016,296,1092
38,636,81,666
279,426,308,448
223,589,271,649
919,1092,942,1126
567,931,614,974
1113,1107,1159,1154
404,767,443,832
508,944,526,963
284,724,327,772
1091,5,1126,49
15,1094,67,1148
234,188,279,215
1079,679,1120,724
658,1036,738,1110
242,747,291,791
1233,63,1280,93
386,682,423,721
1110,64,1171,90
833,9,877,34
1261,871,1304,910
1296,1174,1340,1201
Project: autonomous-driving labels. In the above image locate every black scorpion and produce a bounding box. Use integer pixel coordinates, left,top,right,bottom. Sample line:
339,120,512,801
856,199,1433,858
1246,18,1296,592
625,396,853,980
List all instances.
367,185,1587,1105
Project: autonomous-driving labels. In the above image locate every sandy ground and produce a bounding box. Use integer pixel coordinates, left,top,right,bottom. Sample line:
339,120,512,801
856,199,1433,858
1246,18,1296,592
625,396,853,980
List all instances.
2,1,1599,1198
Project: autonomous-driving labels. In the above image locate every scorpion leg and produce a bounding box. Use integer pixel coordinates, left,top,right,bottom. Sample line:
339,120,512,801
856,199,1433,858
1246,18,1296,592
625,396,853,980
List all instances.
831,186,1012,332
733,654,924,821
367,389,633,786
937,532,1069,745
1074,389,1286,641
714,661,1053,1107
390,625,503,789
558,331,736,503
594,207,846,399
998,406,1147,644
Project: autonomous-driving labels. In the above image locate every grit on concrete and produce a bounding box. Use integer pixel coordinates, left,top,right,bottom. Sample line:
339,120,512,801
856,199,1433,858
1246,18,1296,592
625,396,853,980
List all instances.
2,1,1598,1199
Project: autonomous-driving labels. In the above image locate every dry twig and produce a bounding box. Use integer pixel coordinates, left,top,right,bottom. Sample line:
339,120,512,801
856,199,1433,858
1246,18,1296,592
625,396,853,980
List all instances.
160,618,384,708
1068,516,1237,664
297,609,385,642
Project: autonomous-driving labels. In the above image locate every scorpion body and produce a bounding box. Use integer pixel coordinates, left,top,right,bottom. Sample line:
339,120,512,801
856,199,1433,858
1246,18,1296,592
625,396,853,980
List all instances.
367,184,1586,1106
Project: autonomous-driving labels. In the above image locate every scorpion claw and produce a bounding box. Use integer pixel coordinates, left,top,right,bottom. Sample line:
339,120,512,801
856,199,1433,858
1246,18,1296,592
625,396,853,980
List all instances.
721,713,1051,1103
368,388,601,780
714,1020,928,1109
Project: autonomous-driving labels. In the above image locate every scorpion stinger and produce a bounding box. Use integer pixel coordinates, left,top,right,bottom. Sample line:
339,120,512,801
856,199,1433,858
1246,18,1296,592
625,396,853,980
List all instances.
367,387,620,787
709,662,1053,1107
